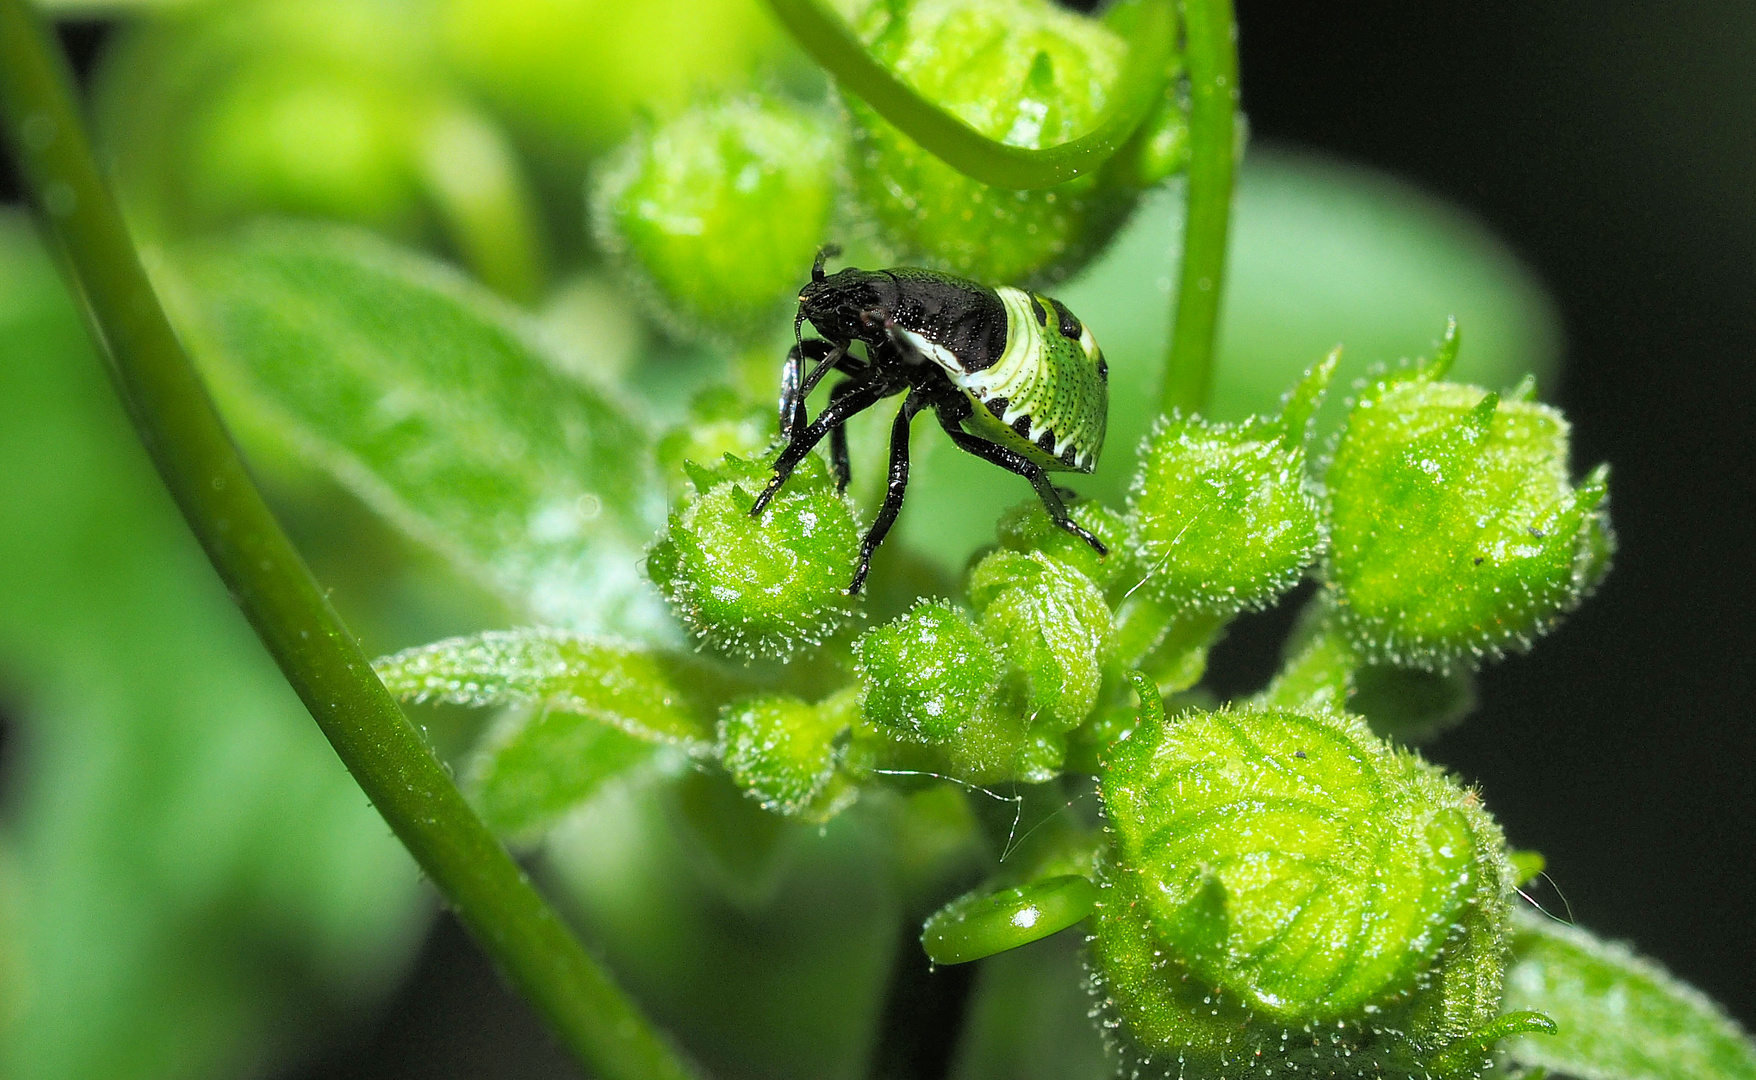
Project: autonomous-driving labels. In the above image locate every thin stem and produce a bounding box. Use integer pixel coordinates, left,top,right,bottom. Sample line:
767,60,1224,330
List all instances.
0,6,696,1079
763,0,1174,190
1160,0,1238,416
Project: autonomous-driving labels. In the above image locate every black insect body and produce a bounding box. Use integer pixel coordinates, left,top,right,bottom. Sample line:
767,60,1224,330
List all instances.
753,247,1111,594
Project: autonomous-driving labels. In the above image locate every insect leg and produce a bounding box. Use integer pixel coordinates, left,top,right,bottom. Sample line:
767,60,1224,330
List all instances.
826,378,866,492
779,339,842,441
850,386,932,595
753,373,896,515
929,401,1108,557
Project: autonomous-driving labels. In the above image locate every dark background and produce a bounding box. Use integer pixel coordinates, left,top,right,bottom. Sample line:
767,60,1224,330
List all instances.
4,0,1752,1071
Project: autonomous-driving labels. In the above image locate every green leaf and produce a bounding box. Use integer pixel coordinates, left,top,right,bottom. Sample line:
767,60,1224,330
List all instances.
0,211,424,1080
163,222,667,635
1501,908,1756,1080
374,628,733,749
920,875,1097,965
968,550,1114,732
467,703,660,838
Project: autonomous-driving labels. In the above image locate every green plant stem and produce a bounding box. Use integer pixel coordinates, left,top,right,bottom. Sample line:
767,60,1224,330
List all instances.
763,0,1174,190
0,6,696,1079
1160,0,1238,416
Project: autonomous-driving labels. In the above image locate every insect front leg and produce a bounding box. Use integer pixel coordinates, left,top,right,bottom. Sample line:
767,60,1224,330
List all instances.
850,386,932,595
753,372,897,515
929,400,1108,557
778,339,842,442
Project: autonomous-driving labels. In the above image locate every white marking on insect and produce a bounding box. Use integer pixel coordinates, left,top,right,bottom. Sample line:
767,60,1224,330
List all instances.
891,324,965,374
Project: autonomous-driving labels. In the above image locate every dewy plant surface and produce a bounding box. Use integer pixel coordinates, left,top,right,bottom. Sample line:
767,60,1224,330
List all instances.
0,0,1751,1079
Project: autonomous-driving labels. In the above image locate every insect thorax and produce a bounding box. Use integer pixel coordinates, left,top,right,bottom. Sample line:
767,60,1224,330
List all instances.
949,287,1107,473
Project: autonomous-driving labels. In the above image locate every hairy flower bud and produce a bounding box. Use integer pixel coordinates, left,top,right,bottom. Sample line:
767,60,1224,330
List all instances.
1126,411,1325,615
594,96,839,336
995,498,1133,593
853,599,999,742
1090,699,1527,1078
968,550,1114,732
646,453,859,660
1323,357,1613,670
718,690,858,820
844,0,1169,284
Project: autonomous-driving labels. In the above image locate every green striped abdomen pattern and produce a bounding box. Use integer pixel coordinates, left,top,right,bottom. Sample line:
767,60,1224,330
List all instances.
953,286,1106,473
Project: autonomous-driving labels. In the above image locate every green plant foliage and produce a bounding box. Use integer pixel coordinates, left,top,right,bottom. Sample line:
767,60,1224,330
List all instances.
92,0,545,299
439,0,791,161
1093,700,1519,1075
467,703,658,838
844,0,1173,284
0,213,425,1080
163,222,667,634
594,94,839,336
919,875,1097,965
853,599,999,742
968,549,1115,732
1501,908,1756,1080
373,628,729,748
1124,364,1330,615
646,452,861,659
994,498,1133,593
719,689,861,820
655,386,778,502
1323,352,1614,670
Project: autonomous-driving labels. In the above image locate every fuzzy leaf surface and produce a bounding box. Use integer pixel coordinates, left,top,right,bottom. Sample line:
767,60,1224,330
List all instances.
1502,908,1756,1080
165,223,665,634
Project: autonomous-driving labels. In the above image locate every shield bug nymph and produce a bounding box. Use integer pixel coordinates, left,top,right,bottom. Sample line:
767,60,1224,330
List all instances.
753,246,1110,594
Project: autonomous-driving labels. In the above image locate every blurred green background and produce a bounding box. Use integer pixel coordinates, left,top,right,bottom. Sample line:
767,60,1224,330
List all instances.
0,0,1751,1077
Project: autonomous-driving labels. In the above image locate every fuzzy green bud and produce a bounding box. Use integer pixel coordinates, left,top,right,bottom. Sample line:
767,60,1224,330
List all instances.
718,690,858,821
844,0,1149,285
994,498,1132,593
594,96,838,336
1324,363,1613,670
646,453,859,660
1126,413,1325,614
853,599,1000,742
969,550,1114,732
1091,701,1520,1077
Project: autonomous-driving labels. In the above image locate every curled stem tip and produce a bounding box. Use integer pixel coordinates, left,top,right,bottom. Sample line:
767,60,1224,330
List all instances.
762,0,1175,190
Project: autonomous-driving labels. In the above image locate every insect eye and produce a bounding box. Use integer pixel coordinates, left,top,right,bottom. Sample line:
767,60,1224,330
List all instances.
1049,299,1082,341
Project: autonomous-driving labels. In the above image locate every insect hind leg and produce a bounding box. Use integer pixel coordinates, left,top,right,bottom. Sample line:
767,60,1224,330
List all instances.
929,400,1108,557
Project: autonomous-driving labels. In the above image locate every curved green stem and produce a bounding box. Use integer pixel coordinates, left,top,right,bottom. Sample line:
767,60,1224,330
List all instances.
1160,0,1238,416
763,0,1174,190
0,6,696,1079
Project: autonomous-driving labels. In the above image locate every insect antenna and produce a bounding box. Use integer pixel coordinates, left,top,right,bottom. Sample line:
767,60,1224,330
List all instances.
812,243,842,283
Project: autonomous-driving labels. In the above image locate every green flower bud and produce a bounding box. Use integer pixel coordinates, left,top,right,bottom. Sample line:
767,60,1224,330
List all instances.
920,874,1097,965
853,599,1000,742
1323,358,1613,670
995,498,1133,593
969,550,1114,732
655,387,777,502
1090,701,1520,1077
844,0,1147,284
718,689,858,820
1125,411,1325,615
439,0,790,159
646,452,859,660
593,96,839,337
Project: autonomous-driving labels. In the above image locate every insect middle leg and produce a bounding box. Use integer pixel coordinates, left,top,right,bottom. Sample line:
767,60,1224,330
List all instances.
930,399,1108,557
850,386,933,595
753,372,898,515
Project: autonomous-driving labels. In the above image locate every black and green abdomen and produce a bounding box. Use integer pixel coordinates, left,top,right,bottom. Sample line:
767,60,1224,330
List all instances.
952,286,1108,473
